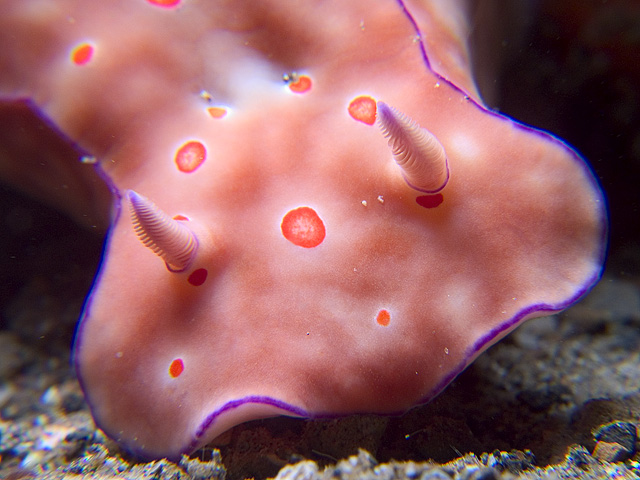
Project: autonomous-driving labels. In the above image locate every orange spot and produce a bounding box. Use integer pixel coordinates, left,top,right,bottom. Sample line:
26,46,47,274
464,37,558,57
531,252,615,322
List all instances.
288,75,312,94
147,0,180,7
173,214,189,221
169,358,184,378
188,268,208,286
376,309,391,327
416,194,444,209
207,106,227,118
348,96,377,125
175,141,206,173
71,43,94,65
281,207,326,248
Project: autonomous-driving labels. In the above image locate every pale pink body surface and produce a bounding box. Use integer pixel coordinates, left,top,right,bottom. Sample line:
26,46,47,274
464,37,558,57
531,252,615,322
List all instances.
0,0,606,459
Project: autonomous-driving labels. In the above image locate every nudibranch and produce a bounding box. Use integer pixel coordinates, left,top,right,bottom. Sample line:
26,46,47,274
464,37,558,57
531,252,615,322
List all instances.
0,0,606,459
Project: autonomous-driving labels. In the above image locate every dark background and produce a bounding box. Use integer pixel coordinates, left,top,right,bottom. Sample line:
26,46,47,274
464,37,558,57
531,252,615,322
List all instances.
494,0,640,278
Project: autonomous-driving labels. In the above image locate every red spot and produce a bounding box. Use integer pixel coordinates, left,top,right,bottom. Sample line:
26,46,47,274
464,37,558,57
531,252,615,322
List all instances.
175,141,206,173
207,106,227,118
71,43,94,65
169,358,184,378
416,194,444,209
173,214,189,221
281,207,326,248
288,75,312,94
348,96,377,125
188,268,208,286
147,0,180,7
376,309,391,327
